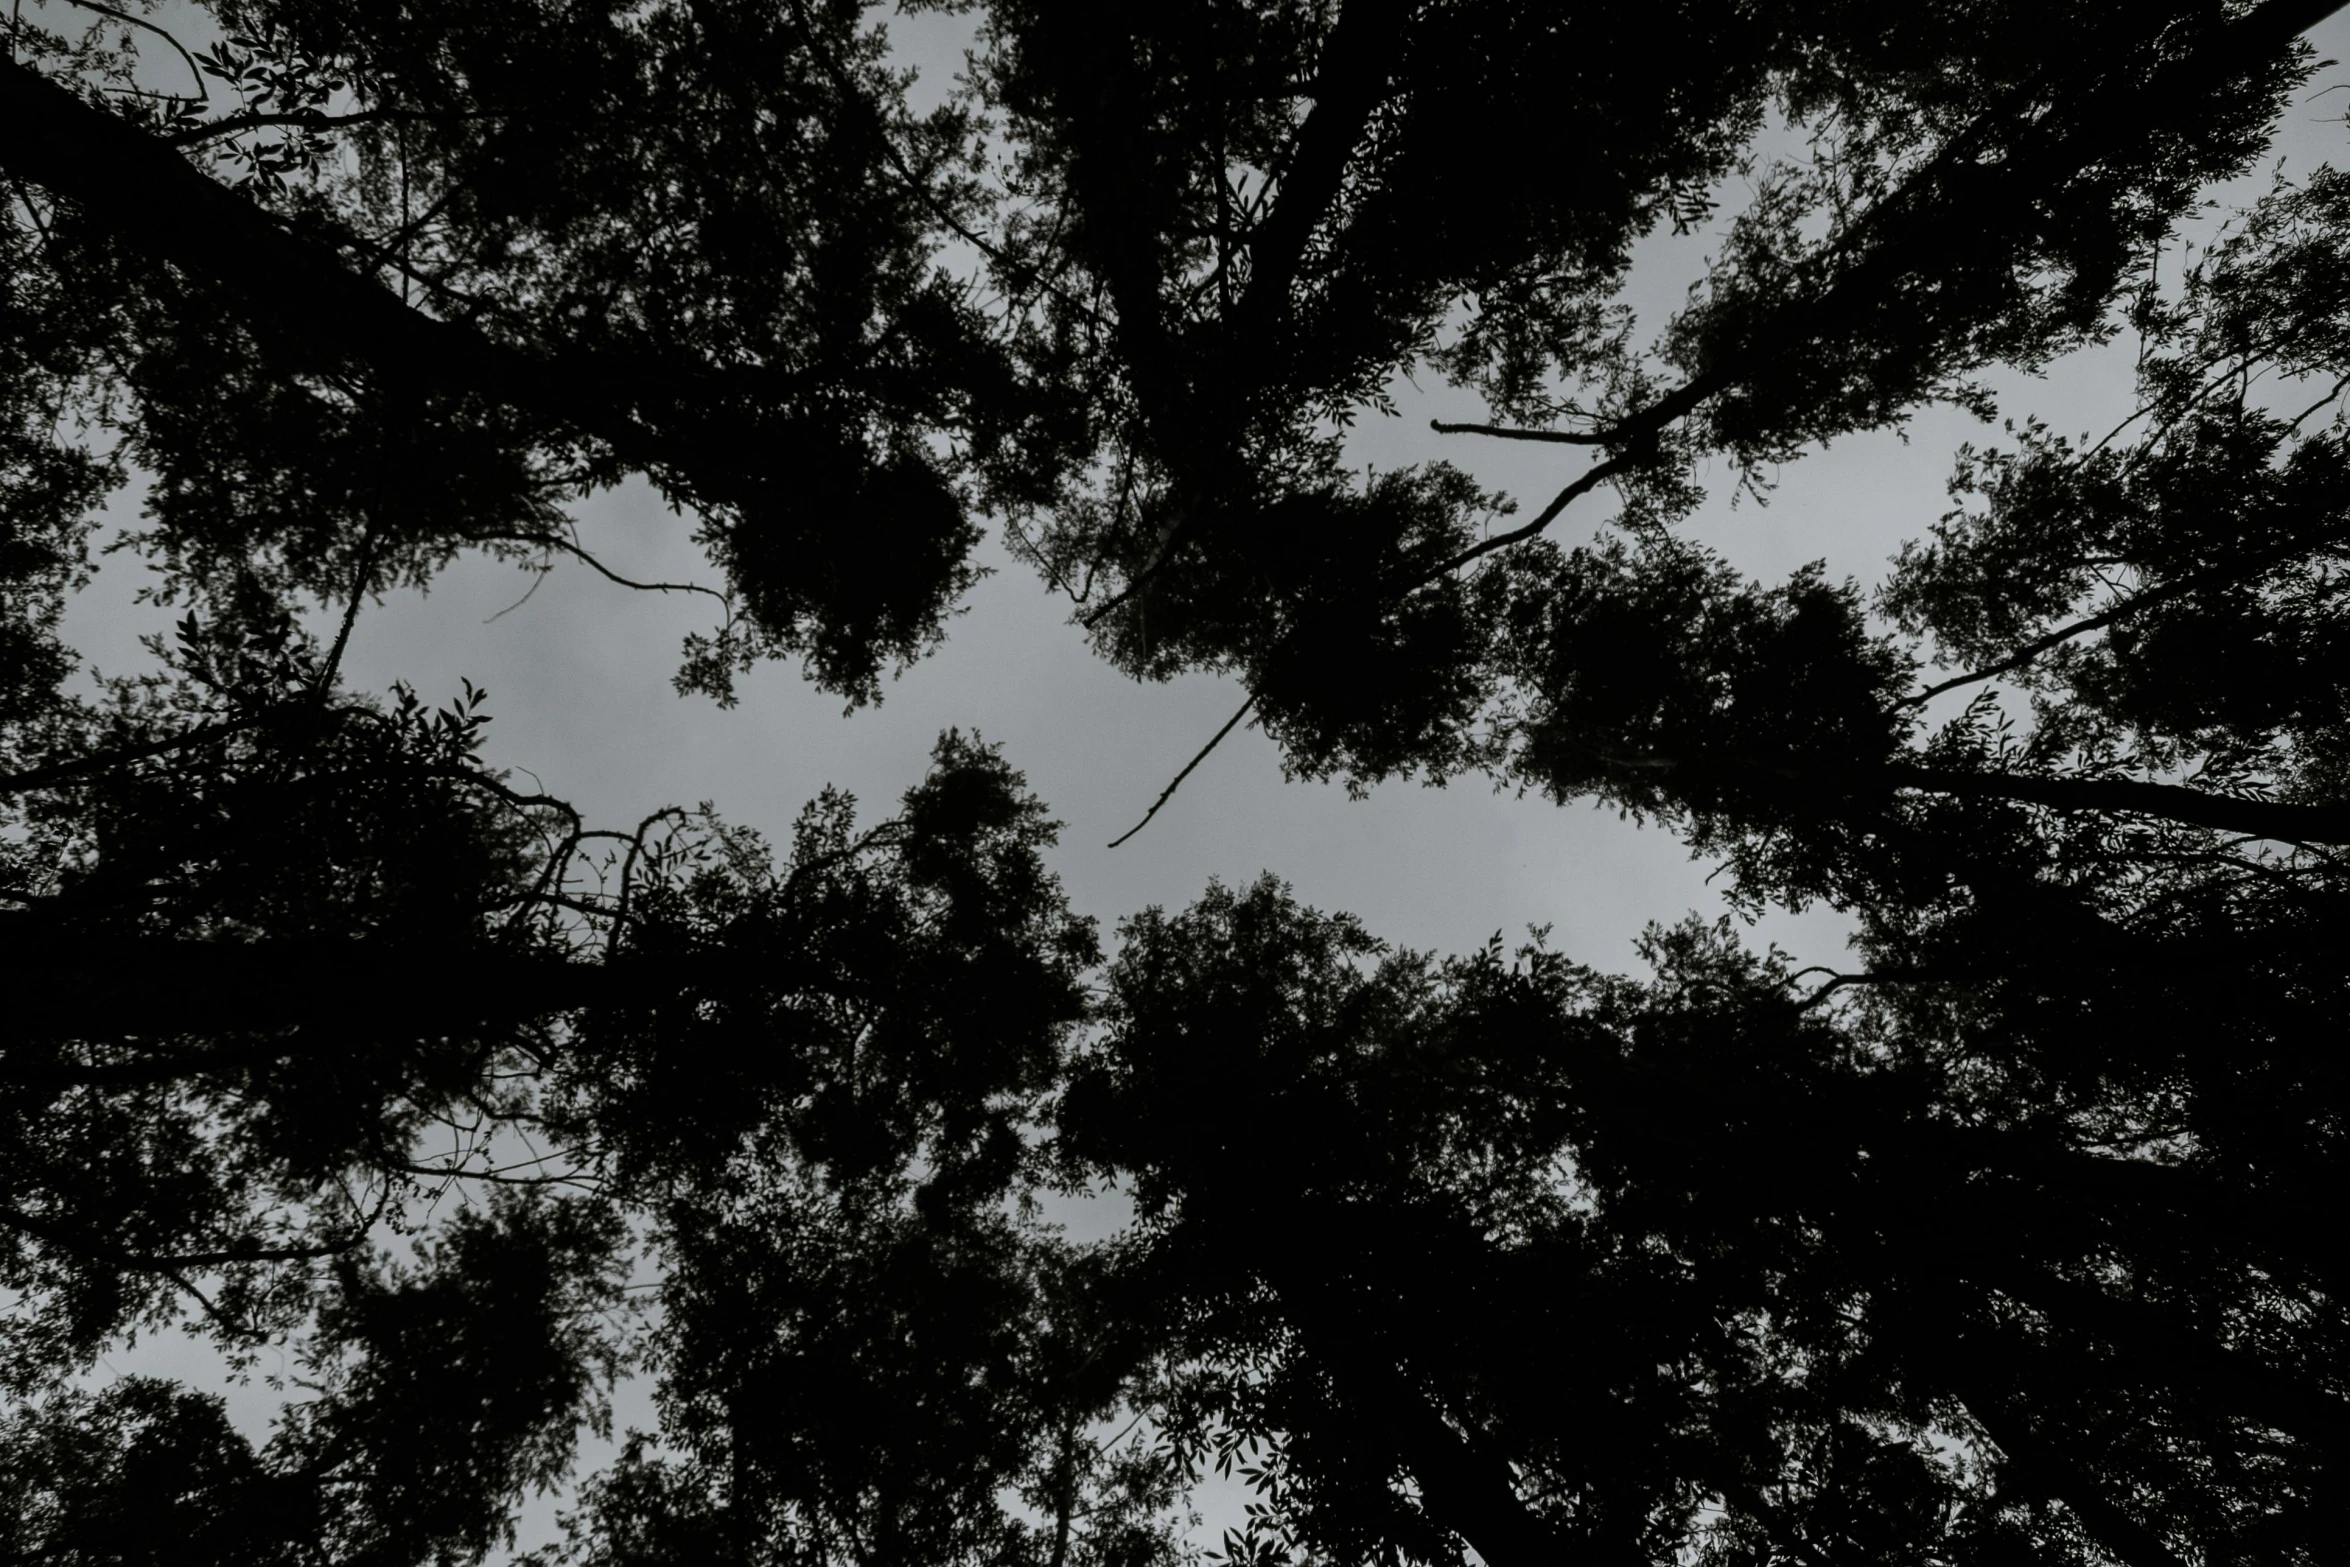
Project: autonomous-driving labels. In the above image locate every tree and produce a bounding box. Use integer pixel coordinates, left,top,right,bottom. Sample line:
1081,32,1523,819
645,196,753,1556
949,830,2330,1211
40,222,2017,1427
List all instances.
0,602,1129,1563
4,2,2349,1566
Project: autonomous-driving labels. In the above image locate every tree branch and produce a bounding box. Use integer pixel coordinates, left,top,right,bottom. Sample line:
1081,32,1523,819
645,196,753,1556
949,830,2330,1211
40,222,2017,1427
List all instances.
1604,748,2350,844
1428,419,1607,446
0,57,804,506
1223,0,1407,348
1426,451,1644,580
0,918,631,1040
1107,694,1255,847
1953,1374,2192,1567
1900,517,2350,708
0,716,255,795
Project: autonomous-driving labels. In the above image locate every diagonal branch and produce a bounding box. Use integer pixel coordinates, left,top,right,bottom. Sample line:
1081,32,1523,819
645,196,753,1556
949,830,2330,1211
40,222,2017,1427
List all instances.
1952,1370,2192,1567
1108,693,1256,847
0,716,255,795
1438,0,2350,580
1595,746,2350,842
1900,517,2350,708
1426,451,1645,580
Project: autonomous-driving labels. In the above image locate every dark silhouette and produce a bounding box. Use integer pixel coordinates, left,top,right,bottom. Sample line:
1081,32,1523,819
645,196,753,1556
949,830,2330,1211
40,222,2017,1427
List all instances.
1,2,2345,1565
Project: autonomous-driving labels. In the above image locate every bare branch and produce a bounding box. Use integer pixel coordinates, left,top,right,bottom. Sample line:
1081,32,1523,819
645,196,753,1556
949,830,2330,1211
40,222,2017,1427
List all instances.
1428,419,1607,446
1108,694,1255,848
1426,451,1643,581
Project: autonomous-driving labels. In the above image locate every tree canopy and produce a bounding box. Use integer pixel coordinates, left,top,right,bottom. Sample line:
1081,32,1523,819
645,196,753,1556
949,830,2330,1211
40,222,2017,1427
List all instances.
2,2,2348,1565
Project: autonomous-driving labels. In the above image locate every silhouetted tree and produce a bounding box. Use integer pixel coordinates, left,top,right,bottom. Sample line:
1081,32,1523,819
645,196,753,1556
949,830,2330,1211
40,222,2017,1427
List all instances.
5,3,2350,1566
1051,874,2345,1567
0,614,1136,1561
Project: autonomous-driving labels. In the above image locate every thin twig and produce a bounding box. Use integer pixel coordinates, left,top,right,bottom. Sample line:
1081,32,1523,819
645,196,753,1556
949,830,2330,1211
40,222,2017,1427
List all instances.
483,565,551,624
1108,694,1256,848
61,0,206,104
482,529,729,603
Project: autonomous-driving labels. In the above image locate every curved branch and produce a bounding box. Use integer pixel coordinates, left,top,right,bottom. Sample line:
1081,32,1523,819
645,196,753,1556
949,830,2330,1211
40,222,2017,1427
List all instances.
61,0,207,105
1793,967,1947,1012
534,532,729,603
1426,451,1644,581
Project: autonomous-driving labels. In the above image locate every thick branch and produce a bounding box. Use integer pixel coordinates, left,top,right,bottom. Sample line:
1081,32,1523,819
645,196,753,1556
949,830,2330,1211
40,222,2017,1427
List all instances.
1987,1262,2350,1458
1041,12,1188,432
1381,1379,1633,1567
1880,761,2350,844
0,58,785,498
1225,0,1407,348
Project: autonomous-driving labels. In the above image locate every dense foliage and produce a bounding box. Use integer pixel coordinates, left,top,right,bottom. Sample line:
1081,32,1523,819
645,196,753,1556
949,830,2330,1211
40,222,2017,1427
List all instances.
2,2,2347,1565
